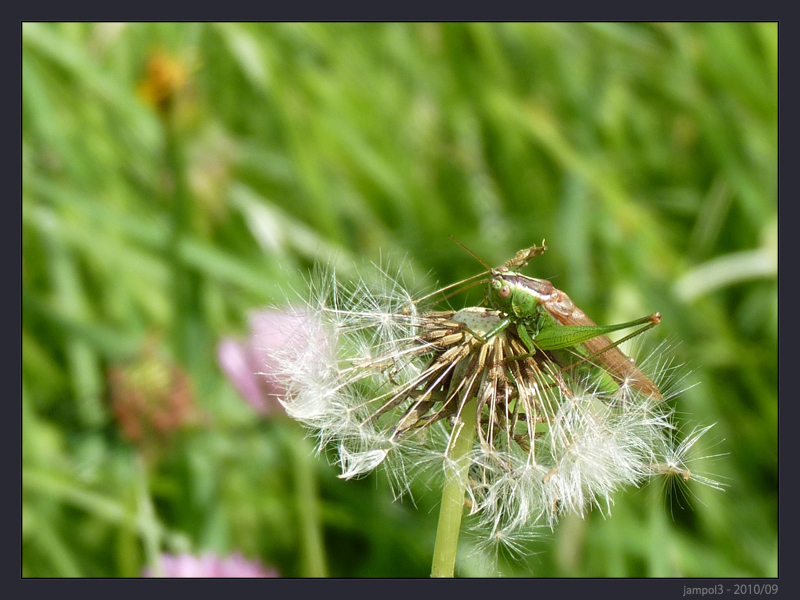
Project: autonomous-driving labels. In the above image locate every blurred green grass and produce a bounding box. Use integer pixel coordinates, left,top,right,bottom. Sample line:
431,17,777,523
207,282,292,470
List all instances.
22,22,777,577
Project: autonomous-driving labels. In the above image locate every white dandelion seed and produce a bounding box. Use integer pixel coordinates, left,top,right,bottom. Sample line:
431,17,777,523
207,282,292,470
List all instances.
648,423,728,511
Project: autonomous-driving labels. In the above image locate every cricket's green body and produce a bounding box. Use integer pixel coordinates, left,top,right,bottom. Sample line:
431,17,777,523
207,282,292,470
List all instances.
474,243,663,400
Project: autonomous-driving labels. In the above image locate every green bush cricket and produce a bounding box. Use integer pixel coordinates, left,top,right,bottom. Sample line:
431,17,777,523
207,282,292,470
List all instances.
450,237,664,401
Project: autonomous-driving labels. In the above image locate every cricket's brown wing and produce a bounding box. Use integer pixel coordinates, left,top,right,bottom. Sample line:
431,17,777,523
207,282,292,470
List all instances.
542,287,663,401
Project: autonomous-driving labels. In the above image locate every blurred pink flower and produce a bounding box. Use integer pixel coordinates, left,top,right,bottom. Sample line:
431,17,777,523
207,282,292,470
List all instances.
218,309,309,415
144,552,278,578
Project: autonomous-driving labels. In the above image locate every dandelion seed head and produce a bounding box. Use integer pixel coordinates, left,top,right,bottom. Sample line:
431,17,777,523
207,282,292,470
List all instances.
266,255,719,551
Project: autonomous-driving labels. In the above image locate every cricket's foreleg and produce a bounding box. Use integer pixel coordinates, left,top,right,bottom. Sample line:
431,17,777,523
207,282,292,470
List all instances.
505,321,539,362
516,322,537,355
460,317,512,344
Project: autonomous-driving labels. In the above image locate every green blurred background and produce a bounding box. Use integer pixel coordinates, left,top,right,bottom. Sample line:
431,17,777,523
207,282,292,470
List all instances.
22,22,777,577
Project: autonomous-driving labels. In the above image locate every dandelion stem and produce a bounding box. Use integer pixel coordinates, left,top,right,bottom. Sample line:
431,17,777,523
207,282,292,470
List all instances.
430,397,477,578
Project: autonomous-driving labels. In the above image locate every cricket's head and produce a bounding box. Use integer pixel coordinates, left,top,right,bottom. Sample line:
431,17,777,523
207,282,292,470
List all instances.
487,268,514,312
446,236,550,316
486,268,542,317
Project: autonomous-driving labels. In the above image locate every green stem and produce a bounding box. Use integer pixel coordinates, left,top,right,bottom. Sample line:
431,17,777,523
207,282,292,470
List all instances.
135,454,163,577
163,108,202,369
290,426,328,577
430,397,477,578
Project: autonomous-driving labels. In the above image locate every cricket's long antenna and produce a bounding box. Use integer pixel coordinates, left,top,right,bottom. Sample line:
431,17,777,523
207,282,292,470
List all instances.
412,273,489,305
433,277,491,306
448,235,492,271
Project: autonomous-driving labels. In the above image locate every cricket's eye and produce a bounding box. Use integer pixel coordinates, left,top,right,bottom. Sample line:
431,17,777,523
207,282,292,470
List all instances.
498,285,511,299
